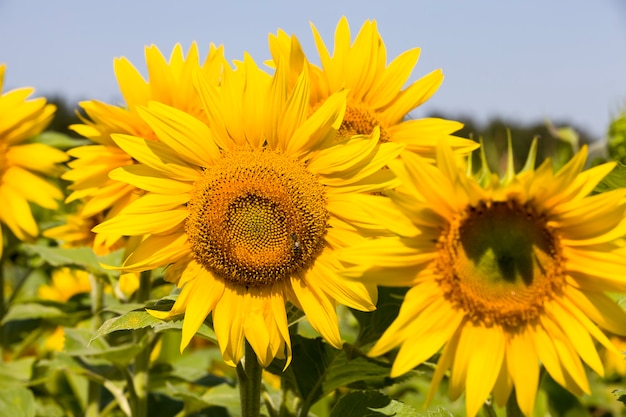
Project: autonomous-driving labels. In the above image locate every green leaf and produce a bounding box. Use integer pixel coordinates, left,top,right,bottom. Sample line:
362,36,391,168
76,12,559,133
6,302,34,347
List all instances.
594,163,626,193
329,391,422,417
64,327,147,367
351,286,407,347
323,345,398,392
607,110,626,164
103,303,149,315
1,303,65,323
286,302,306,326
92,311,164,340
614,389,626,406
541,372,588,416
277,336,400,410
91,307,217,343
0,387,35,417
153,320,216,342
19,244,121,277
0,358,35,388
167,382,240,416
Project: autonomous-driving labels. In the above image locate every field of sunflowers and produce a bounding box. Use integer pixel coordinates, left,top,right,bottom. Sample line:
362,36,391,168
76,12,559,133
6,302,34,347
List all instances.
0,17,625,417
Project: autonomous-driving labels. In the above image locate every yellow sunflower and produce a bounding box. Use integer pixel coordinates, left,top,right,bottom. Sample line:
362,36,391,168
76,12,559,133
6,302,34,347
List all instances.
62,43,226,255
44,206,126,256
38,267,93,302
268,17,477,158
0,64,67,256
93,48,410,367
38,267,94,353
340,144,626,416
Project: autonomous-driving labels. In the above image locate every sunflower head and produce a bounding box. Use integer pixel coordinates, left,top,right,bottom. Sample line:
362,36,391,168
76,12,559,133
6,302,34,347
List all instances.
186,148,329,287
63,43,227,219
268,17,478,159
38,267,92,303
0,64,67,255
44,205,128,256
94,46,406,367
342,143,626,416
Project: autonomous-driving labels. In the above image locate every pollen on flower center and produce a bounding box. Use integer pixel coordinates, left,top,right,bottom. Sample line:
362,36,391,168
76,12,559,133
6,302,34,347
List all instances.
436,199,566,328
186,149,329,287
336,104,390,142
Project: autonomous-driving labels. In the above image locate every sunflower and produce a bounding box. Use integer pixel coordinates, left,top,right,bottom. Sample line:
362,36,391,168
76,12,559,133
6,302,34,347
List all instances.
38,267,94,353
0,64,67,256
93,45,410,367
340,144,626,416
44,206,126,256
38,267,93,302
62,43,226,254
268,17,477,158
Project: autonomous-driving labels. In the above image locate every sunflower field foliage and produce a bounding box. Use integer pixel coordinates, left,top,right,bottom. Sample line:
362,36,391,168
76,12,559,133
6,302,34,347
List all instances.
1,17,626,417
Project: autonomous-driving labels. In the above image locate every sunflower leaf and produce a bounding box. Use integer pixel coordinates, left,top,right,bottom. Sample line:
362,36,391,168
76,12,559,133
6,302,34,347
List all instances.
65,327,148,367
329,390,443,417
593,163,626,193
0,387,36,417
91,310,164,341
0,358,35,388
350,286,407,347
19,244,121,278
275,335,400,410
166,381,241,416
91,307,217,344
1,303,65,323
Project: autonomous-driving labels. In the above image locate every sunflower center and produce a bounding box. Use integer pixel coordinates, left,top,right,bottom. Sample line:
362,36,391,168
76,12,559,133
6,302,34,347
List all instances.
436,200,566,328
336,104,390,142
186,149,328,287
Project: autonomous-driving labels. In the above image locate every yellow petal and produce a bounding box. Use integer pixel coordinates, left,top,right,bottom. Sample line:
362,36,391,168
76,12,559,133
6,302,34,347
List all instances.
109,164,193,195
3,166,62,209
121,232,190,272
545,301,604,376
304,255,376,312
370,282,443,357
213,285,245,366
180,270,224,352
506,329,539,416
390,300,463,378
290,274,341,348
138,102,221,166
463,325,505,417
0,185,37,240
110,133,200,181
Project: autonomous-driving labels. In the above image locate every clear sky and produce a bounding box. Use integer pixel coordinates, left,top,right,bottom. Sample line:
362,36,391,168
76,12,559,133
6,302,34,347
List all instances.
1,0,625,139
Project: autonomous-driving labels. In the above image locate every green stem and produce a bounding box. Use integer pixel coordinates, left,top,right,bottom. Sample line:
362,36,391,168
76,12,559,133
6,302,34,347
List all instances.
506,391,524,417
86,274,105,417
237,341,263,417
132,270,152,417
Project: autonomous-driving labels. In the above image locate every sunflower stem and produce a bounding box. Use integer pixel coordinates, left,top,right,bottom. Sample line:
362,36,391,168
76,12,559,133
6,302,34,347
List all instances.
86,274,105,417
237,340,263,417
506,391,524,417
132,270,152,417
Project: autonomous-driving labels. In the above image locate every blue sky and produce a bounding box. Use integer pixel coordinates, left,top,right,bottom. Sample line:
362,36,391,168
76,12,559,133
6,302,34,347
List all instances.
1,0,625,138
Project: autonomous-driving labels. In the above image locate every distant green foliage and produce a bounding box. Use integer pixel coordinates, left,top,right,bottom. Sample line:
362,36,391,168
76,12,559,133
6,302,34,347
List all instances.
608,108,626,164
